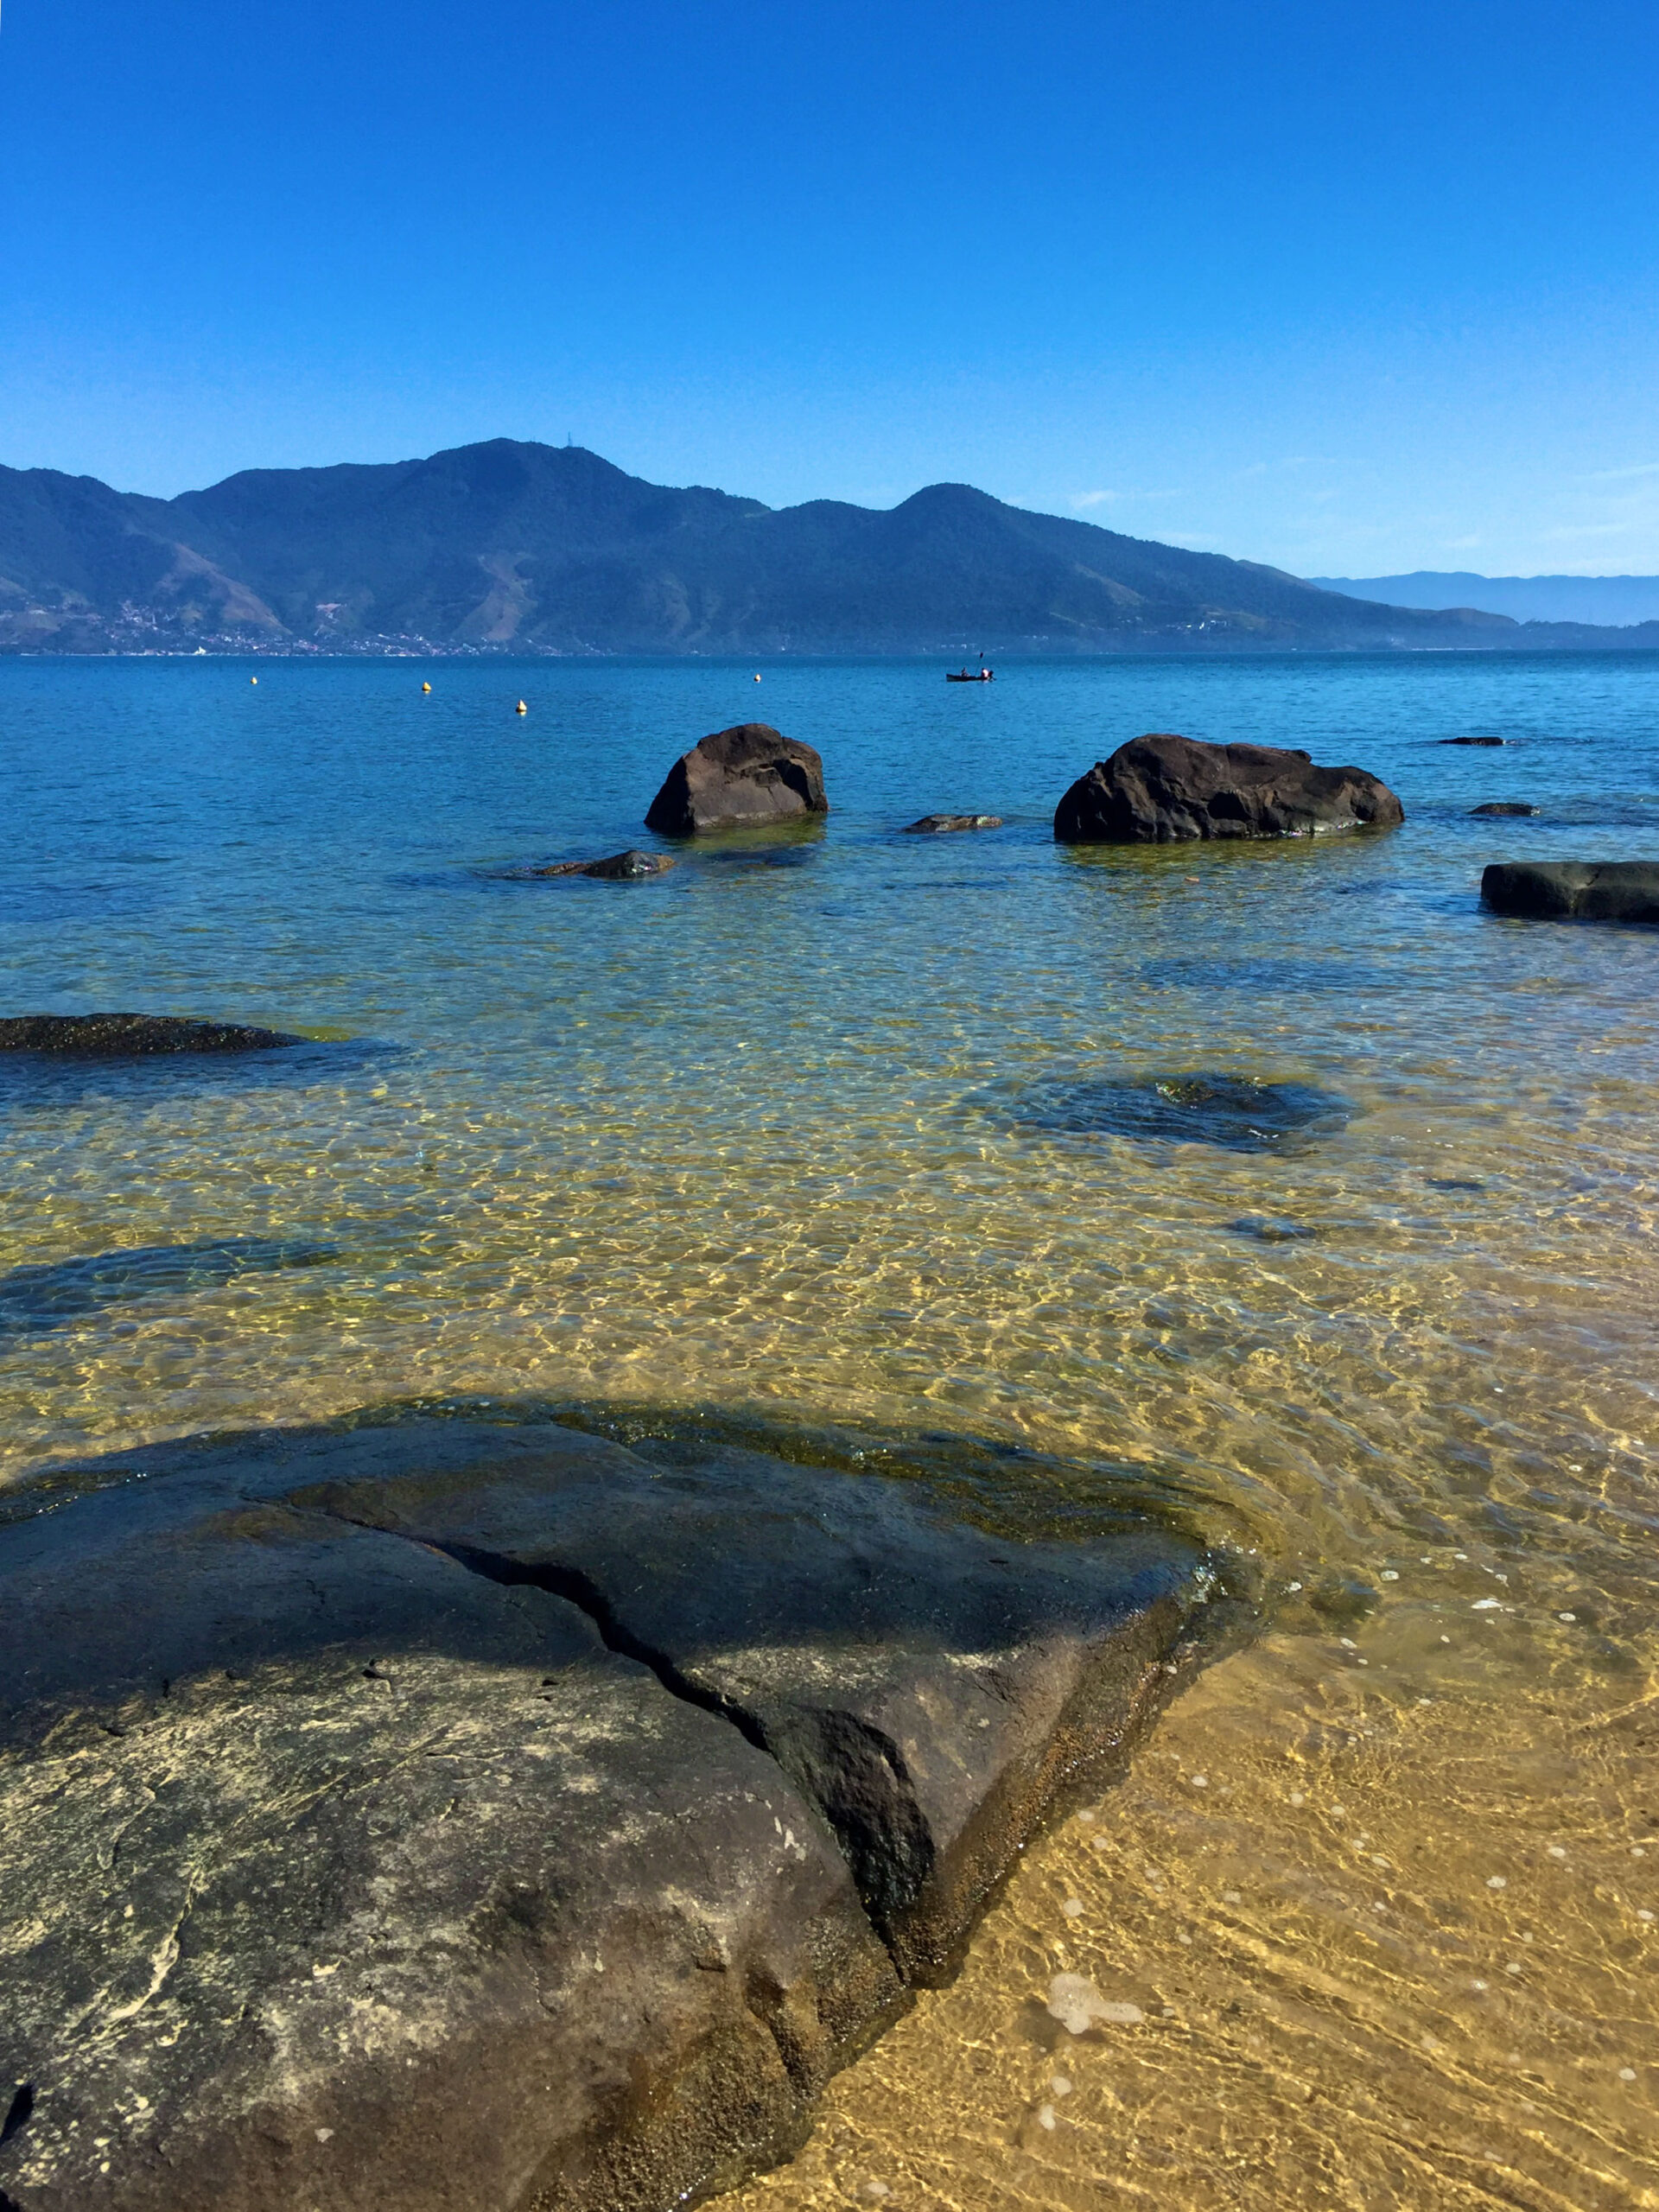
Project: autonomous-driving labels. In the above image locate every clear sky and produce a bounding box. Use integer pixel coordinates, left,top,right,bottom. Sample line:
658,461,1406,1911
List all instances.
3,0,1656,575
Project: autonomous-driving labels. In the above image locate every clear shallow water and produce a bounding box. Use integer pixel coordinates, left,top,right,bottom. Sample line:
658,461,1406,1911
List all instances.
3,651,1658,2201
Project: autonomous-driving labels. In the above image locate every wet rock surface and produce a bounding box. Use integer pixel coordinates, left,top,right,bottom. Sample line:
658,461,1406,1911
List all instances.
1470,803,1539,817
1053,734,1403,843
645,725,829,837
529,849,676,880
1019,1071,1353,1153
1440,734,1506,746
900,814,1003,835
1481,860,1659,925
0,1014,306,1056
0,1418,1206,2212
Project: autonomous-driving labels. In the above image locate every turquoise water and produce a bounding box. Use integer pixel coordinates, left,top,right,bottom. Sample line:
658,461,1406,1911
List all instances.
9,647,1659,2206
2,652,1657,1618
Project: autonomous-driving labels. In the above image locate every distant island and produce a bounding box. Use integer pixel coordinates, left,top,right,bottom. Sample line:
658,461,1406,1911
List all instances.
4,440,1657,656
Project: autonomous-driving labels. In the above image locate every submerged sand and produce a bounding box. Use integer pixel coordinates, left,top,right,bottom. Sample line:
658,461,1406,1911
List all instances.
724,1628,1659,2211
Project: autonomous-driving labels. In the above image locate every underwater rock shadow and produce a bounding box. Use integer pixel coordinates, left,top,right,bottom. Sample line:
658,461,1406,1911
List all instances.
0,1034,395,1112
1141,954,1399,995
998,1070,1355,1154
0,1236,342,1342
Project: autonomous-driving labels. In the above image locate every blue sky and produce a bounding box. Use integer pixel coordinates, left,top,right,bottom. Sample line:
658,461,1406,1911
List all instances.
3,0,1656,574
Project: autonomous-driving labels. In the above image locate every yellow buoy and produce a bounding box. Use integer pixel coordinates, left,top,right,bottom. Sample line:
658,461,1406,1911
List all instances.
422,680,432,693
515,699,528,715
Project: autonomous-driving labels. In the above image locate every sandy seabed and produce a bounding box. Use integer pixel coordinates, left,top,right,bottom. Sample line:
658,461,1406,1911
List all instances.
724,1629,1659,2212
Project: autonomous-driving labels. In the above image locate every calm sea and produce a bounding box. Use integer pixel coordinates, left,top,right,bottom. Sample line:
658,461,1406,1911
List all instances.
5,650,1659,2202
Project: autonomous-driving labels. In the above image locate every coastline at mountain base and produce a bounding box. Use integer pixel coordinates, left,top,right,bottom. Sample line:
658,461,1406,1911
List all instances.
6,440,1656,655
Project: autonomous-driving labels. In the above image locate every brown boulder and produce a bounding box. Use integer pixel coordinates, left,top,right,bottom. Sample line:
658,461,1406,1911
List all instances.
1054,733,1403,843
644,725,828,837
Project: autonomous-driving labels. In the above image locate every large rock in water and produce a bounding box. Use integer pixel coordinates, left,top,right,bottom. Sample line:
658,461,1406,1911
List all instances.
0,1418,1207,2212
644,724,828,836
0,1014,305,1056
1053,733,1404,843
1481,860,1659,925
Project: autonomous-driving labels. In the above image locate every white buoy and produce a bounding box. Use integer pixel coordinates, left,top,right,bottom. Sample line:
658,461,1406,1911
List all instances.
515,699,528,715
250,676,258,685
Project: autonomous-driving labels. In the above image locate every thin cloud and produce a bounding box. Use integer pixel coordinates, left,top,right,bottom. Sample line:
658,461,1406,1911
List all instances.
1070,487,1183,509
1583,461,1659,483
1536,519,1643,542
1236,456,1341,479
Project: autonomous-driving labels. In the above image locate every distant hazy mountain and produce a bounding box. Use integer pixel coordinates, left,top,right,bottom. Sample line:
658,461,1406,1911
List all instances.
2,440,1656,654
1312,570,1659,627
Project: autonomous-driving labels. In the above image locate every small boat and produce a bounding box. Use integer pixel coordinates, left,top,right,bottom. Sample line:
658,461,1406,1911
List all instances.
946,664,994,682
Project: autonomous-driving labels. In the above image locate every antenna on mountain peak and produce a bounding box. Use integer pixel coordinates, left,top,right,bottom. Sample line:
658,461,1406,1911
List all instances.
566,433,574,448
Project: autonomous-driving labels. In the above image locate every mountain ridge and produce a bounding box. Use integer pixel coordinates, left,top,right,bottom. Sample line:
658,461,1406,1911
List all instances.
3,439,1656,654
1313,570,1659,628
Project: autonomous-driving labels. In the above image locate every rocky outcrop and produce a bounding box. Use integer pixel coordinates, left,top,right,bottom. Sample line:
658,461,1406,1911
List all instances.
900,814,1003,835
1481,861,1659,925
644,725,828,837
0,1417,1209,2212
1441,735,1505,746
1470,803,1537,817
529,849,676,880
1053,734,1403,843
0,1014,305,1056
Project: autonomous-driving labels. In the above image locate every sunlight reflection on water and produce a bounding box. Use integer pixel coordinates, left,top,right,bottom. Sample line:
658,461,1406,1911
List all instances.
3,652,1657,2203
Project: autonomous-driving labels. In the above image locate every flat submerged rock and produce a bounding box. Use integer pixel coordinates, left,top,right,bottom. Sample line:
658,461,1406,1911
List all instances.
0,1014,306,1057
1020,1071,1353,1154
522,849,676,880
0,1418,1209,2212
1481,860,1659,925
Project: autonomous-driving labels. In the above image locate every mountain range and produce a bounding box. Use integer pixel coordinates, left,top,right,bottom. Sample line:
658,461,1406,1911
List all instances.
3,440,1656,656
1311,571,1659,628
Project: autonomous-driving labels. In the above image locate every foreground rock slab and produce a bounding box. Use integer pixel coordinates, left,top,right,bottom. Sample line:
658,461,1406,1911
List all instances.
1481,860,1659,925
644,724,829,837
0,1014,305,1056
0,1419,1207,2212
900,813,1003,835
1054,734,1403,843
